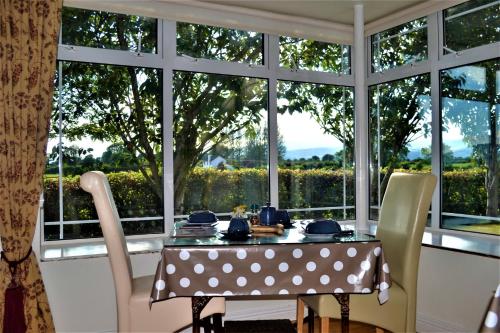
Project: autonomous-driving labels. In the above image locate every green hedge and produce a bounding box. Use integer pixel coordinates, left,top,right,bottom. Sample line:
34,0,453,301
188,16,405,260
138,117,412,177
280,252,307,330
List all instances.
43,167,492,223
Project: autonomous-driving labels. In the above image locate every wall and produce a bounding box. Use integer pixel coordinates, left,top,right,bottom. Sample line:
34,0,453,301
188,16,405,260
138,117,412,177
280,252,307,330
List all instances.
40,247,499,333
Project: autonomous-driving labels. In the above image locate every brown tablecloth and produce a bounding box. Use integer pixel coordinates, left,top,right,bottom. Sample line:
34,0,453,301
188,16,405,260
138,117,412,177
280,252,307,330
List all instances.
150,241,391,304
480,284,500,333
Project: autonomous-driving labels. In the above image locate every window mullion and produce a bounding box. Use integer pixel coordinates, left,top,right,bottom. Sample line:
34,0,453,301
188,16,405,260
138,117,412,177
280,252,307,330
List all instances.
163,19,176,234
267,34,279,208
428,12,441,230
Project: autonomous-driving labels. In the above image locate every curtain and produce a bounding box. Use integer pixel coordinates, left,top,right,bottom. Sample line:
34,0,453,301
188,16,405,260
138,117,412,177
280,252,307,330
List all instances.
0,0,62,332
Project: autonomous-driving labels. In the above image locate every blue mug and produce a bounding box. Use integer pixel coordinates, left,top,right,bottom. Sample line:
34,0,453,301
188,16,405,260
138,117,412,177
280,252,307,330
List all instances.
228,218,249,240
259,202,277,226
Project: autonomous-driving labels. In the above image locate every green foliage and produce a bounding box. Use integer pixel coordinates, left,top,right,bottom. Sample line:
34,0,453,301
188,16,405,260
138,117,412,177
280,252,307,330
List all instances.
44,168,491,239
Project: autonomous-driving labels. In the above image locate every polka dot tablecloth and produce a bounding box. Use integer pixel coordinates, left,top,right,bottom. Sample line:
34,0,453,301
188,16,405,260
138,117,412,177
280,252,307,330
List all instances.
480,284,500,333
150,241,391,305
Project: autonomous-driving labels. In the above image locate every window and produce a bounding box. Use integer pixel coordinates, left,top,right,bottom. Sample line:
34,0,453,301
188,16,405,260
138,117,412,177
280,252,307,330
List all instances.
45,62,163,240
441,58,500,235
61,7,157,53
177,22,263,64
280,36,350,74
50,7,357,241
371,17,427,72
369,75,432,219
277,81,354,219
173,72,268,216
443,0,500,54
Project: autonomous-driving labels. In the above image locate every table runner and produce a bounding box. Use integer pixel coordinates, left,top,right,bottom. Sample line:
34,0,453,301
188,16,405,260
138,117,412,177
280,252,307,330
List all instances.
150,241,391,304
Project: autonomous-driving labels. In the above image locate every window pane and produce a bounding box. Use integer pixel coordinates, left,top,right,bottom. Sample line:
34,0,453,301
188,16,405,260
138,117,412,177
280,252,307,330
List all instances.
279,37,350,73
441,58,500,235
371,17,427,72
277,81,354,219
44,62,163,240
369,75,432,220
177,23,263,64
62,7,157,53
173,72,268,215
444,0,499,54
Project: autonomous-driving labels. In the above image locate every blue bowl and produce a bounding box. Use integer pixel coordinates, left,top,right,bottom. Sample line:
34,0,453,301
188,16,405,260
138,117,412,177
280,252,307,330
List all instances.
305,219,341,234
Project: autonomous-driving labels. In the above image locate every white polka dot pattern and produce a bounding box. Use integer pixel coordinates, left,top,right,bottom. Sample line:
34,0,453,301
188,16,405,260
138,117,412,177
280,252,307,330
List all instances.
347,274,358,285
347,247,357,257
166,264,176,274
223,263,233,273
279,262,289,272
306,261,316,272
179,250,190,261
237,276,247,287
208,250,218,260
180,278,190,288
236,249,247,260
485,311,498,328
265,249,275,259
334,261,344,271
292,248,303,258
292,275,303,285
250,263,261,273
151,241,392,307
320,275,330,285
155,280,165,291
208,277,219,287
194,264,204,274
264,276,275,286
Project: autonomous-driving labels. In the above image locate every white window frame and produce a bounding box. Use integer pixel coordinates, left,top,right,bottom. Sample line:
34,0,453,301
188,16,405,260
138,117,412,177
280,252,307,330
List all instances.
367,5,500,239
42,10,355,245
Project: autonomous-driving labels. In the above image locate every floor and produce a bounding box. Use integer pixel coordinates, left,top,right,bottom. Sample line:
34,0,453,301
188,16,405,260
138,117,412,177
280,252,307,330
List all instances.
299,317,382,333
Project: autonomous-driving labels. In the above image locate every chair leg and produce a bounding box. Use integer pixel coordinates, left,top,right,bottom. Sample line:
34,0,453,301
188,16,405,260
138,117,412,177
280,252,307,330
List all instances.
213,313,223,333
307,306,315,333
296,298,305,333
320,317,329,333
201,317,212,333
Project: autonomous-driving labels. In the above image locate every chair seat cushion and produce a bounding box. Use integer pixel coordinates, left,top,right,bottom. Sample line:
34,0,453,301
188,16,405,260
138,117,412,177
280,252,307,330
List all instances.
301,281,407,333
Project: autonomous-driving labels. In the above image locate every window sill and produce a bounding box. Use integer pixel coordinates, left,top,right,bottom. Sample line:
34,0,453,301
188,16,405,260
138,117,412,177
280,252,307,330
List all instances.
40,236,165,262
40,224,499,262
367,222,499,259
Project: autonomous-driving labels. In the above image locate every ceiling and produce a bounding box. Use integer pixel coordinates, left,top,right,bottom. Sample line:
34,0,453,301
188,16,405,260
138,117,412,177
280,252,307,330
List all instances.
202,0,426,25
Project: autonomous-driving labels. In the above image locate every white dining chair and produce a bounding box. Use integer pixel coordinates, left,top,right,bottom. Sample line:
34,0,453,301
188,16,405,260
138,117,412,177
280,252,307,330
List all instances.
296,172,436,333
80,171,225,332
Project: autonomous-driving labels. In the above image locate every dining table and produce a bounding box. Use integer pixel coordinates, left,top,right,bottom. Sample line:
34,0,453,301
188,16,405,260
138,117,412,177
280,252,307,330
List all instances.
150,221,392,333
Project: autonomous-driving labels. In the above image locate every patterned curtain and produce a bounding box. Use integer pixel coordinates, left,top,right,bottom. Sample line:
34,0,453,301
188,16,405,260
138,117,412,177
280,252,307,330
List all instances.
0,0,62,332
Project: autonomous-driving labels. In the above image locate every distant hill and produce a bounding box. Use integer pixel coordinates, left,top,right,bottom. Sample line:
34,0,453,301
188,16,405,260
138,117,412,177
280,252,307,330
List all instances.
285,147,339,160
407,147,472,160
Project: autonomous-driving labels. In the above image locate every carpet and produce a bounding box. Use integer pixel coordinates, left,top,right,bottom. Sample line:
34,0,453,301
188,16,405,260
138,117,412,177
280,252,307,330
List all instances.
224,319,296,333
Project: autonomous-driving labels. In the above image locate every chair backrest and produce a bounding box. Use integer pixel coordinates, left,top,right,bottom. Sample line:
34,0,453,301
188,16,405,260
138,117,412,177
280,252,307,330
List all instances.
377,172,436,299
80,171,133,331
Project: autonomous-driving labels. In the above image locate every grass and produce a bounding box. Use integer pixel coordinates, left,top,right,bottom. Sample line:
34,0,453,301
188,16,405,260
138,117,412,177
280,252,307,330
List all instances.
454,223,500,236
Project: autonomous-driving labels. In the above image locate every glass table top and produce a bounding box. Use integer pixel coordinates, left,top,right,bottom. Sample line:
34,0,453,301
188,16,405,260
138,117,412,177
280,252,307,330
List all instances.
164,220,376,247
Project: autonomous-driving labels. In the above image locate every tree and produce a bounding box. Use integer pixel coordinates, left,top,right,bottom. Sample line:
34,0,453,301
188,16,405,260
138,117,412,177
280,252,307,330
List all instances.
370,75,431,198
278,81,355,164
442,59,499,217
